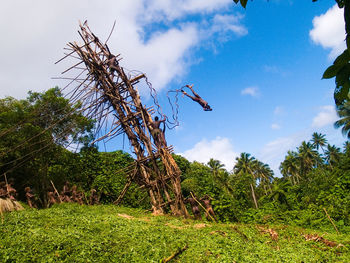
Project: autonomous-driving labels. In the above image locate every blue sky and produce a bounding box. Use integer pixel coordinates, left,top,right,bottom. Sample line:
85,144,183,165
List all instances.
0,1,347,174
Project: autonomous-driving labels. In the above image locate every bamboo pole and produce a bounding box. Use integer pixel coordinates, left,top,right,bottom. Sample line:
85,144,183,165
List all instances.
323,207,340,234
50,180,62,203
162,245,188,263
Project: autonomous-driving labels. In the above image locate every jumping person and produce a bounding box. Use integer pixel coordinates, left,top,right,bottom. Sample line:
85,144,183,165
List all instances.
181,84,212,111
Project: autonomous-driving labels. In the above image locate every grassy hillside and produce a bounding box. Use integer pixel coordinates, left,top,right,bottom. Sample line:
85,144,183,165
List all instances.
0,204,349,262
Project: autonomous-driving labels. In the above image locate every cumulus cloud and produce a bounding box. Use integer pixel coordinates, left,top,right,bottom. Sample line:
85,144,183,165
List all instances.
258,131,309,175
273,106,284,115
259,104,340,175
312,105,338,128
271,123,281,130
309,4,346,59
210,14,248,36
241,86,260,97
263,65,289,77
143,0,230,22
179,137,239,170
0,0,247,98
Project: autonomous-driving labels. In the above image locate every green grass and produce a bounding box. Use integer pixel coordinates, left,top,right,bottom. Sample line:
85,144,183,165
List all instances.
1,204,349,262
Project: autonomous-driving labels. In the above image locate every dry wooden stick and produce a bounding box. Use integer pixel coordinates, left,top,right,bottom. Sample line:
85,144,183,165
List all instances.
4,173,8,185
190,192,216,222
50,180,62,203
323,207,340,234
4,173,10,198
162,244,188,263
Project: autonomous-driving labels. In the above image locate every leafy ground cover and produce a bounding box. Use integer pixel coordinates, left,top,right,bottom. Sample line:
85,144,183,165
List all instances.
0,204,349,262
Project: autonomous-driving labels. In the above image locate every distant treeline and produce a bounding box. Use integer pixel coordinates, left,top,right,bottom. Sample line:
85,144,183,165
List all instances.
1,88,349,231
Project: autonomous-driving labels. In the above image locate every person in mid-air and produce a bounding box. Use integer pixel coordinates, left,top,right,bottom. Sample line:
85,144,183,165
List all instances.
181,84,212,111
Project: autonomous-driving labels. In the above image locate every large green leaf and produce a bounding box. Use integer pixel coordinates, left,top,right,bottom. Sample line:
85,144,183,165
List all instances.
334,82,350,105
323,64,344,79
334,49,350,65
335,64,350,86
240,0,248,8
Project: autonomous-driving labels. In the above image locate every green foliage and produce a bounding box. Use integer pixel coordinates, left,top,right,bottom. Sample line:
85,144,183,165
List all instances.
2,88,350,235
0,88,93,204
335,100,350,138
233,0,248,9
1,204,349,262
321,1,350,111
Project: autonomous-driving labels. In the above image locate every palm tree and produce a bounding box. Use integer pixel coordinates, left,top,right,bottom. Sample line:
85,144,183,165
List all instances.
334,101,350,139
207,158,225,177
298,141,321,174
324,144,341,168
311,132,327,153
254,160,274,195
343,141,350,155
207,158,230,192
280,151,300,185
267,179,290,207
234,153,259,209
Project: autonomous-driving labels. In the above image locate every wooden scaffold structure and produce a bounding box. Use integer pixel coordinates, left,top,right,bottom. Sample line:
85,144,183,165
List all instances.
56,22,188,217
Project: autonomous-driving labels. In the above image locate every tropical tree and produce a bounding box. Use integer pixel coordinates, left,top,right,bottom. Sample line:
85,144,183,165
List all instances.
298,141,322,174
334,101,350,139
207,158,225,177
343,141,350,155
324,144,342,168
265,178,291,208
207,158,232,194
254,160,274,195
280,151,301,185
234,153,259,208
0,88,94,204
311,132,328,154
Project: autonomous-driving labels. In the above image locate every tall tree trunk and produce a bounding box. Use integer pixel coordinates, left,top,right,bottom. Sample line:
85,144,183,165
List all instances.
250,183,258,209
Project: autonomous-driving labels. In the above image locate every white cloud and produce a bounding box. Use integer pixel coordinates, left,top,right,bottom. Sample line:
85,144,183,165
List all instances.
211,14,248,37
142,0,231,23
179,136,239,170
263,65,279,73
258,131,308,175
241,86,259,97
259,104,340,175
0,0,246,99
312,105,338,128
309,4,346,59
263,65,289,77
273,106,284,115
271,123,281,130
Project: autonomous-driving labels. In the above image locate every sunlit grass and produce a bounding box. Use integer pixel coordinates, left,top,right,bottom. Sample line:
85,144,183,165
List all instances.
0,204,349,262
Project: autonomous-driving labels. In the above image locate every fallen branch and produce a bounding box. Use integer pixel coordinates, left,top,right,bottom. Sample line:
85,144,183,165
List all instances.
232,225,249,241
323,207,339,234
162,244,188,263
303,233,342,248
50,180,62,203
